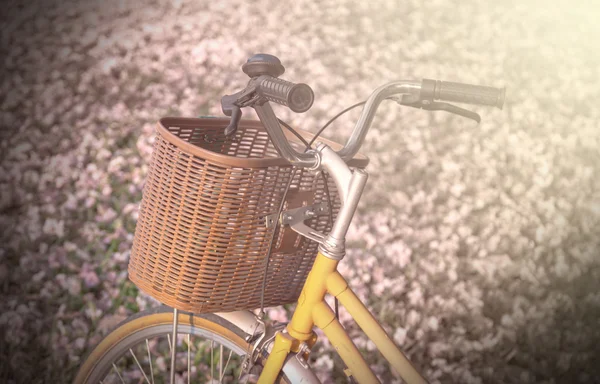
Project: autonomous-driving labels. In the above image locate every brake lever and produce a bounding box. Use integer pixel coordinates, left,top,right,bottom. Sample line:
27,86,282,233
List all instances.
425,102,481,123
224,106,242,136
394,96,481,123
221,84,261,136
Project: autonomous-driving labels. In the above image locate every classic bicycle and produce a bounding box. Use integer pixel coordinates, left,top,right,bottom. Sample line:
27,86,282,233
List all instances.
75,54,505,384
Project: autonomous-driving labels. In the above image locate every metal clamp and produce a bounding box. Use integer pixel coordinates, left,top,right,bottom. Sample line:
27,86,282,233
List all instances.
265,203,330,244
295,343,311,369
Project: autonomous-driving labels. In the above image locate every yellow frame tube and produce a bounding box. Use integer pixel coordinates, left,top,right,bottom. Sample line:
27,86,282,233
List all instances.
258,253,427,384
313,301,380,383
327,272,428,384
288,253,339,340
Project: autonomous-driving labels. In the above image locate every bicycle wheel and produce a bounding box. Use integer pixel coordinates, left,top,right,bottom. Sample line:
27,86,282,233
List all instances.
74,306,288,384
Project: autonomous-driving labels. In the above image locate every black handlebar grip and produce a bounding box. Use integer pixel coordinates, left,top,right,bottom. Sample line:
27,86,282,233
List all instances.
256,75,314,113
422,79,505,109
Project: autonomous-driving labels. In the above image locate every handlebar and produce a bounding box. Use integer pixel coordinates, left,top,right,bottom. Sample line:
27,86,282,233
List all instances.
220,55,505,168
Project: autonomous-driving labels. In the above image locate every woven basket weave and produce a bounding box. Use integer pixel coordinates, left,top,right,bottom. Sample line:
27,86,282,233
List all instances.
128,117,368,313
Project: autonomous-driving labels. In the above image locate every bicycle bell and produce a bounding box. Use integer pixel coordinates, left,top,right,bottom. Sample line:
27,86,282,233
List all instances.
242,53,285,78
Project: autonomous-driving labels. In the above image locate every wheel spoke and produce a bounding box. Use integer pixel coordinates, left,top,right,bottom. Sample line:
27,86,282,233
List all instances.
187,334,191,384
219,345,224,382
129,348,151,384
146,339,155,384
210,340,214,381
220,350,233,384
112,363,125,384
170,308,179,384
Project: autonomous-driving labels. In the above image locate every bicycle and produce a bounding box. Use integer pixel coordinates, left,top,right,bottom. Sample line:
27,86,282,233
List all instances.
74,53,505,384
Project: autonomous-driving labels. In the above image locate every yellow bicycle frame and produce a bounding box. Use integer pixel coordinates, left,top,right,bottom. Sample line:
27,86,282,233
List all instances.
258,252,428,384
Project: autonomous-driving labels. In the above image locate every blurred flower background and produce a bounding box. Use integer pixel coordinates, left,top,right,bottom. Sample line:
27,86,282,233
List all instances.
1,0,599,383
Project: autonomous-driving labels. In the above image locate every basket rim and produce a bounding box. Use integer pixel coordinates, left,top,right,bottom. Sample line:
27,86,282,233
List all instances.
157,117,369,168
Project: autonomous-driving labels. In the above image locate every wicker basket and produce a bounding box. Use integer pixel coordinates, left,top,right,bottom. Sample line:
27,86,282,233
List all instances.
128,117,368,313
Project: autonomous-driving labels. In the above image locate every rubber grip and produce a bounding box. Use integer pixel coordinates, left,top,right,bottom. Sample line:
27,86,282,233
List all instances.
256,75,314,113
422,79,505,109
